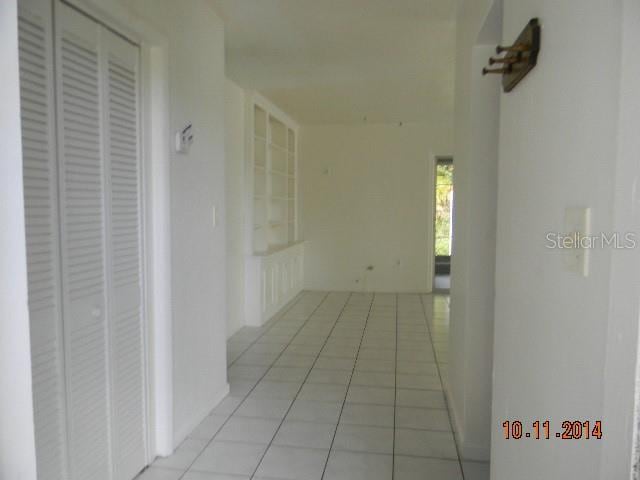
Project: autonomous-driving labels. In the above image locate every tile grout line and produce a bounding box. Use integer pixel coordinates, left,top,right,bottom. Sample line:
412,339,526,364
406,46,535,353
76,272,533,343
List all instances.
247,292,355,480
392,293,398,480
419,293,466,480
319,292,377,480
227,291,308,369
174,438,461,462
160,292,463,480
197,404,447,423
176,291,330,480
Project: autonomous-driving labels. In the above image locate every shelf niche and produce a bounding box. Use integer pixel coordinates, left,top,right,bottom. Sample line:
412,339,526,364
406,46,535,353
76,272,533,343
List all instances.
251,98,298,254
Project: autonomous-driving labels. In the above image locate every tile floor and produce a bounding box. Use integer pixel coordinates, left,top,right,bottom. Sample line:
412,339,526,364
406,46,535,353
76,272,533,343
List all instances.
137,291,489,480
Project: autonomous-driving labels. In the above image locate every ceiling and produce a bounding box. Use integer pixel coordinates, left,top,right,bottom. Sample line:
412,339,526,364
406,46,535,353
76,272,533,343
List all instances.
211,0,456,125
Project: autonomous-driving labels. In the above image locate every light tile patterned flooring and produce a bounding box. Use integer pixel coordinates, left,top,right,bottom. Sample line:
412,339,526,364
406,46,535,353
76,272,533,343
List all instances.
138,292,489,480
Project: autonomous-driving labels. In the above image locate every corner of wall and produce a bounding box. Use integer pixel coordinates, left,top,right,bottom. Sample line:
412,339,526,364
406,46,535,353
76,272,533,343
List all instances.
172,382,229,450
224,78,248,338
444,384,465,454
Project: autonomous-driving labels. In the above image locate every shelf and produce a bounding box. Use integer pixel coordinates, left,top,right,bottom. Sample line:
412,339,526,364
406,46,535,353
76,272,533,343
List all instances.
269,116,287,149
269,142,287,152
252,99,298,261
255,106,267,138
253,240,304,257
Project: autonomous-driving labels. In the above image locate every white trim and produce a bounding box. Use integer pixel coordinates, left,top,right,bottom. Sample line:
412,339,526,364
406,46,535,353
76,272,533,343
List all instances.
444,382,464,442
426,152,437,293
461,443,491,463
61,0,173,460
173,383,229,447
0,1,38,478
600,0,640,477
142,42,173,459
445,375,490,462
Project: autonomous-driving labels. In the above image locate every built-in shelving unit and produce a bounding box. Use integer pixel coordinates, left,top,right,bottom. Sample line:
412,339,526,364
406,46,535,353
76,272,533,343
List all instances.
245,93,303,326
252,103,298,253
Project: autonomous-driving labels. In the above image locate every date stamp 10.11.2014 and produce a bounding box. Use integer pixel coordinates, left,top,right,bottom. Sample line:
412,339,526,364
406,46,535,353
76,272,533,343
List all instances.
502,420,603,440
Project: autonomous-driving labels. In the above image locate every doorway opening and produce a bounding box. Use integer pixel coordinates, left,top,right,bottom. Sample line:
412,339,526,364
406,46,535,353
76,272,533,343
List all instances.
434,157,454,292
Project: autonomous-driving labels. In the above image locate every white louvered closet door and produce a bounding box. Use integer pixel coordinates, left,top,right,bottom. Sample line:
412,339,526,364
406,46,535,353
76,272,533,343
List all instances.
21,2,146,478
56,4,111,480
19,0,147,480
102,29,147,480
18,1,68,479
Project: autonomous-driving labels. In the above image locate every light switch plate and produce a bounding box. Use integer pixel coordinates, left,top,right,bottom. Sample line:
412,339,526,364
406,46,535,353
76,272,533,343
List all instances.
563,207,590,277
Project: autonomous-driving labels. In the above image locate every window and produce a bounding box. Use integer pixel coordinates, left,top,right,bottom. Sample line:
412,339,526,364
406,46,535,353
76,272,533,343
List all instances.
435,160,454,257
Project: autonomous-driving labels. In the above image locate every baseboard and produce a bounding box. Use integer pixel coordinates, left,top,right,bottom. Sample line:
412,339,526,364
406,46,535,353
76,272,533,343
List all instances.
258,287,304,326
212,382,231,408
444,385,465,448
226,320,246,339
444,384,490,462
460,442,490,462
302,287,433,294
172,382,230,450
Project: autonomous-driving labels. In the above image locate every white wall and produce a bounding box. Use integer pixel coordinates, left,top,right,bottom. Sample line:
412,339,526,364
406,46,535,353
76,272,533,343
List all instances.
225,79,246,338
0,1,38,478
122,0,229,446
480,1,632,478
300,122,452,293
448,0,500,461
452,2,640,477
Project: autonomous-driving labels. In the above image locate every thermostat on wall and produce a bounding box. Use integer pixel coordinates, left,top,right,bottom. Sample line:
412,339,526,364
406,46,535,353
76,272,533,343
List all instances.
175,123,193,154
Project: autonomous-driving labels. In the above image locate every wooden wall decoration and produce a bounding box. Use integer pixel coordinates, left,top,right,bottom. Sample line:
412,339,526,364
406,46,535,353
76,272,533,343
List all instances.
483,18,541,93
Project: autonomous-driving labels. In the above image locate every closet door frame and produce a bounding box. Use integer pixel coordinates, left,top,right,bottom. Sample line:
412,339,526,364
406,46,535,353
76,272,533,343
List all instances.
56,0,174,462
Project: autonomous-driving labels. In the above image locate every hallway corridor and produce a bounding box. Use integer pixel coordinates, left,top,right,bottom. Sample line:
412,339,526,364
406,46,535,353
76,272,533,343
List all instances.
139,292,488,480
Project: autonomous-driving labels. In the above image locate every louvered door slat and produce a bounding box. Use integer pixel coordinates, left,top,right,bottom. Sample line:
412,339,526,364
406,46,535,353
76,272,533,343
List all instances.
103,31,147,480
56,4,110,480
18,1,68,479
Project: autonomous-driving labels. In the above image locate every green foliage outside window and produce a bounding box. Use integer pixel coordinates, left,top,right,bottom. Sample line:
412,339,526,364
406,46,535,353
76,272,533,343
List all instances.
435,164,453,256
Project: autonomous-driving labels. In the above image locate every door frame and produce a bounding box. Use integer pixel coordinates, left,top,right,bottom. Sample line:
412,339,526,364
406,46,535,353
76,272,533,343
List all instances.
600,0,640,476
1,1,39,478
59,0,173,461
